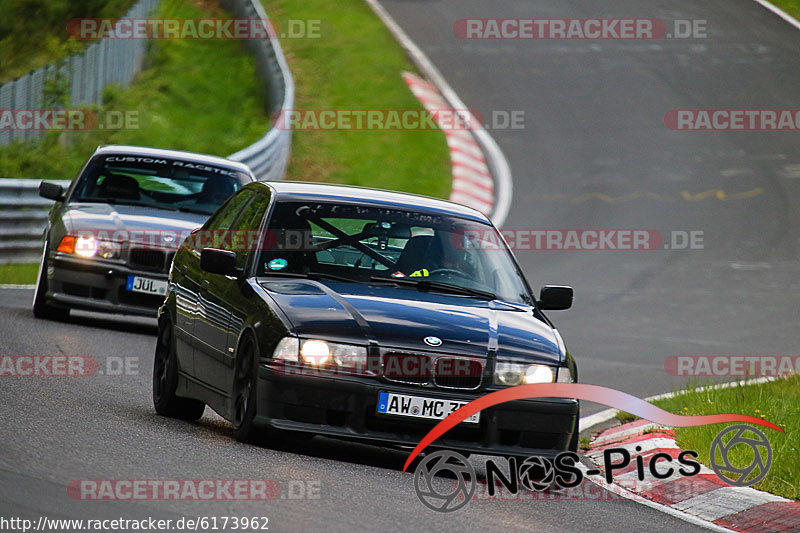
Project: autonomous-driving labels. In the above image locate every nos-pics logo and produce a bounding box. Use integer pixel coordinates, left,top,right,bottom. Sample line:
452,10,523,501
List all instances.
413,424,772,512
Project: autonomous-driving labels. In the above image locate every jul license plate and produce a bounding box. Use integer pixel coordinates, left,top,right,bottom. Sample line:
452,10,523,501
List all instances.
126,275,167,295
376,392,480,424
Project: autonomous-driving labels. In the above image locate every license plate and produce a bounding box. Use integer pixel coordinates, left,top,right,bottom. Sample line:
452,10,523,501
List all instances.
126,275,167,295
376,392,480,424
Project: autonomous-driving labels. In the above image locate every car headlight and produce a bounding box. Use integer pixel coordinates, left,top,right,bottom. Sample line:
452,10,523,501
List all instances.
272,337,367,368
57,235,121,260
493,362,555,386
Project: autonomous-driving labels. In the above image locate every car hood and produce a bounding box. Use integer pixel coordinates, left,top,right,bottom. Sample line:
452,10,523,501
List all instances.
63,203,207,246
258,279,562,364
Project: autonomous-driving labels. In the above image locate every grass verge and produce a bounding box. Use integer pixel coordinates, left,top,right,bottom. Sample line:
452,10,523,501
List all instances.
263,0,452,198
615,410,640,424
652,376,798,500
0,263,38,285
0,0,267,179
0,0,137,83
769,0,800,19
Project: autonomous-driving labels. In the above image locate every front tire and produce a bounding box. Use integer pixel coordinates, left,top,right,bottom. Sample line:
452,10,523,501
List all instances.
32,242,69,321
233,333,261,443
153,317,205,421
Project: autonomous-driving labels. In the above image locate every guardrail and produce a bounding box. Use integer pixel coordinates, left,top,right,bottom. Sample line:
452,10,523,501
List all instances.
0,0,294,264
223,0,294,181
0,0,158,146
0,179,69,263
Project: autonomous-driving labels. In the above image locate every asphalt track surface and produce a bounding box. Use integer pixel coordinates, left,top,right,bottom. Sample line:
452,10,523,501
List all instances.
2,0,799,531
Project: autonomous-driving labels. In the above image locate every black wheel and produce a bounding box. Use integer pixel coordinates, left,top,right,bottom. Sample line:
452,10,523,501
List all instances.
152,317,205,421
32,242,69,321
233,333,261,443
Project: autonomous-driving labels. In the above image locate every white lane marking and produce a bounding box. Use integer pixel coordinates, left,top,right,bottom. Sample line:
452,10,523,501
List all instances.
751,0,800,31
672,486,789,521
579,376,779,433
592,422,662,445
586,438,679,463
365,0,513,228
0,284,35,289
576,463,736,533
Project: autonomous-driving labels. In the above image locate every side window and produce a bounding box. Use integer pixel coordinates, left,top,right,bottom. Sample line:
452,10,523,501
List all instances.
228,192,271,269
204,190,254,232
186,189,254,254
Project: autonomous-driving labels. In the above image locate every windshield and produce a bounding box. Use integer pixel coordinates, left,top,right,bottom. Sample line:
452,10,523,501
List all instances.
258,201,533,304
70,154,251,215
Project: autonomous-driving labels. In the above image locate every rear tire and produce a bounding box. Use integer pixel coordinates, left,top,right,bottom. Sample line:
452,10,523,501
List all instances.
32,243,69,321
152,317,205,421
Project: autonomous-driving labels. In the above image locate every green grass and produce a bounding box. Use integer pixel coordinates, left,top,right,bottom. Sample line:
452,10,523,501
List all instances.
770,0,800,18
0,263,39,285
0,0,137,83
653,376,798,500
263,0,452,198
0,0,267,179
615,410,640,424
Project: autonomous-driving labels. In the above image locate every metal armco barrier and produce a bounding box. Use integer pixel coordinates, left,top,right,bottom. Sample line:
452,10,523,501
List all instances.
0,0,294,264
0,0,158,146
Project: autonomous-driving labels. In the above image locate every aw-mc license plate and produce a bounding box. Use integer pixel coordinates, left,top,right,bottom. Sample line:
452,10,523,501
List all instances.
126,275,167,295
376,392,480,424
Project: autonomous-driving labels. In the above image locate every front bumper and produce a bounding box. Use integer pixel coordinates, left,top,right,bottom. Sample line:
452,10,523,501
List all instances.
47,254,167,317
255,364,579,457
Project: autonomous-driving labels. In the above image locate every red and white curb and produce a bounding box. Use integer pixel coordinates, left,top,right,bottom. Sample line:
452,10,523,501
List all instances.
586,420,800,532
365,0,512,228
403,72,494,216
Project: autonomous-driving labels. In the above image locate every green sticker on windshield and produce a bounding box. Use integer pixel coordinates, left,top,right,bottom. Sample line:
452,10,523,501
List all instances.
268,258,288,271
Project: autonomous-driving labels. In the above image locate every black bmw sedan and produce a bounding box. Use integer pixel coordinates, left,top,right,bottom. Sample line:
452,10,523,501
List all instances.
34,145,254,319
154,181,579,457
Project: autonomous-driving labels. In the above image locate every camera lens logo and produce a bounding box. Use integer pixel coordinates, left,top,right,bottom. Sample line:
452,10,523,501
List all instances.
413,450,475,512
710,425,772,487
518,456,555,492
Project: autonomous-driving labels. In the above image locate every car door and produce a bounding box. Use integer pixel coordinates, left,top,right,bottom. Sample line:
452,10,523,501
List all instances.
181,189,254,380
194,189,271,392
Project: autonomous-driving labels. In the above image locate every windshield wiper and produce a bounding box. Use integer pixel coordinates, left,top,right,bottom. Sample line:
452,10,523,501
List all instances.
370,276,496,300
176,206,212,215
261,271,358,283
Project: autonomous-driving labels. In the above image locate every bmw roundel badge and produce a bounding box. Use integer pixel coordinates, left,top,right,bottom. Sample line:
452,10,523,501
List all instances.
424,336,443,347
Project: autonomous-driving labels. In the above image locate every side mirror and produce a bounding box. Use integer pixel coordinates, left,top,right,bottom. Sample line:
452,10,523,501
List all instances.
538,285,573,311
200,248,238,276
39,181,64,202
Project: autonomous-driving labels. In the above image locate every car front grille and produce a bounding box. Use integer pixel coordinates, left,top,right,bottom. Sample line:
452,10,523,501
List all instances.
433,357,484,390
382,353,431,385
382,352,483,390
129,249,171,272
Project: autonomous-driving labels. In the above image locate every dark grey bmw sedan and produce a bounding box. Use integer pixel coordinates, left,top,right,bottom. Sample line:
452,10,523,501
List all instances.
154,181,579,459
33,145,254,319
